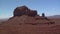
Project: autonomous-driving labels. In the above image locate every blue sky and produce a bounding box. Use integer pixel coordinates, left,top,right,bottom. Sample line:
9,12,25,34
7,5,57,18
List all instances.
0,0,60,19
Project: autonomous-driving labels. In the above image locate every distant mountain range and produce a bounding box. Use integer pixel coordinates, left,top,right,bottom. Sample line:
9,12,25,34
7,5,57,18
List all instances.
0,18,9,22
47,15,60,19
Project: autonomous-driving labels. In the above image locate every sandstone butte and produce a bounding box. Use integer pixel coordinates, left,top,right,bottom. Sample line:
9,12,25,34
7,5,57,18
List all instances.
0,5,60,34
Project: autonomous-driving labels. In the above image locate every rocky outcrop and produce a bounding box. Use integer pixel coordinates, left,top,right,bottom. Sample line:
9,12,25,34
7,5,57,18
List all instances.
13,6,37,17
10,5,55,24
0,6,57,34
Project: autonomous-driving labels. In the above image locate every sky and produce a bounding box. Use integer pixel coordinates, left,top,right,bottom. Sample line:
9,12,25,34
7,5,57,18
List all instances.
0,0,60,19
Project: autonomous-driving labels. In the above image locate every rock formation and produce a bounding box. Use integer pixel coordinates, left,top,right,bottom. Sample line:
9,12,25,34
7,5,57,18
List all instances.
12,5,55,24
0,5,57,34
13,6,37,17
42,13,45,17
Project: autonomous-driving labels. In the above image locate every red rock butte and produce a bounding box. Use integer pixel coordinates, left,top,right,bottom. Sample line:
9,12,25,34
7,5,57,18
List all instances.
0,6,59,34
13,6,37,17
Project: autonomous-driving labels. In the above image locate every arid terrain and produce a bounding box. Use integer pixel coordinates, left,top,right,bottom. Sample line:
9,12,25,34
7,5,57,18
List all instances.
0,18,60,34
0,6,60,34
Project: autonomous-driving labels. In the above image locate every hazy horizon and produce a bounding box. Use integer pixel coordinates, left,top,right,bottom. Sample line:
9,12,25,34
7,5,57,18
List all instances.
0,0,60,19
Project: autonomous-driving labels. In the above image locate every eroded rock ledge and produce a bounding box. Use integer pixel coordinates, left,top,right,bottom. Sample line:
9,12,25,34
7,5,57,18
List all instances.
13,6,37,17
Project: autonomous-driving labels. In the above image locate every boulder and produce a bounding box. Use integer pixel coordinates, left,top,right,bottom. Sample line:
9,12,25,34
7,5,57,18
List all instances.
13,6,37,17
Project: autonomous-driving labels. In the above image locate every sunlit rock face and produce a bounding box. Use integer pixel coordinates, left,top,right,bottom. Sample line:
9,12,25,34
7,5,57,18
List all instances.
13,6,37,17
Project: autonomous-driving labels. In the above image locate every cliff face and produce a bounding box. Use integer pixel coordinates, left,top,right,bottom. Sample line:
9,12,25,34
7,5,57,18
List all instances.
13,6,37,17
